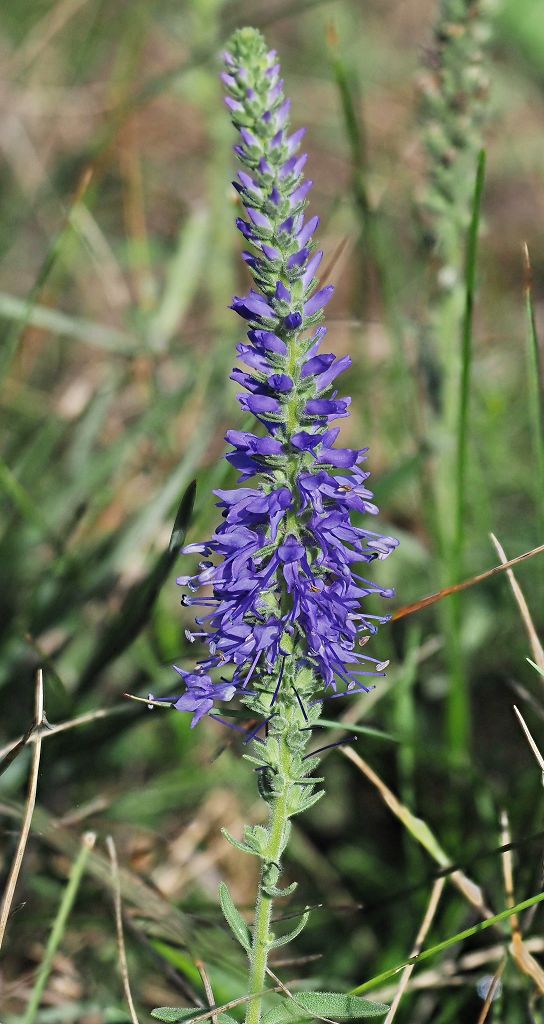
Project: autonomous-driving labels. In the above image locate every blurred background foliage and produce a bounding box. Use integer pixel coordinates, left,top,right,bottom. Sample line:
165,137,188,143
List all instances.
1,0,544,1020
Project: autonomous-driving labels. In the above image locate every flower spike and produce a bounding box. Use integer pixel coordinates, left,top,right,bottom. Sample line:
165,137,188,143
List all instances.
164,26,397,728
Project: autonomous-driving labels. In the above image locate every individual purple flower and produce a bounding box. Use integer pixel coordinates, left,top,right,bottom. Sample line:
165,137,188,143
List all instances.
162,27,397,726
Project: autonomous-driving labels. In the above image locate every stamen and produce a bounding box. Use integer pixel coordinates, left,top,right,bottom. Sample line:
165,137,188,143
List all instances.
243,714,276,744
292,681,308,721
303,735,358,759
270,656,286,706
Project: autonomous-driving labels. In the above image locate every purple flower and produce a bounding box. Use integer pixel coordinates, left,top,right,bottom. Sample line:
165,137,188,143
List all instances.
163,28,398,726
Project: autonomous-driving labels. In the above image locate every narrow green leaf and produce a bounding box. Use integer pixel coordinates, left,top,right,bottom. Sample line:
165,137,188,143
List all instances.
0,291,137,353
454,147,486,567
293,790,325,815
23,834,96,1024
448,147,486,758
270,909,310,949
219,881,252,952
262,880,297,898
262,991,388,1024
78,479,196,691
151,1010,200,1023
151,1010,238,1024
169,480,197,553
353,887,544,995
524,244,544,542
315,719,395,743
221,828,262,858
148,206,210,351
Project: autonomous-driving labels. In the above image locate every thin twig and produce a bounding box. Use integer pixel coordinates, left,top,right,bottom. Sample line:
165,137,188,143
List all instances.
500,808,544,994
392,542,544,621
384,878,445,1023
106,835,141,1024
195,961,218,1024
475,959,506,1024
0,704,128,761
0,669,44,950
490,533,544,672
513,706,544,776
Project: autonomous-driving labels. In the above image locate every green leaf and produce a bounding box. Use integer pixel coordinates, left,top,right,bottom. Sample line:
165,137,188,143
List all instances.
151,1010,199,1023
291,789,325,815
270,909,310,949
262,992,388,1024
262,879,297,898
169,480,197,553
151,1009,238,1024
219,881,251,952
221,827,262,858
315,719,396,744
148,206,210,352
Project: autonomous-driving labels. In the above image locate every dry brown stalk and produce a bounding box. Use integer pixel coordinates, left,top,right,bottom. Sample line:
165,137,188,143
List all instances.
107,835,142,1024
392,542,544,622
341,746,493,919
384,877,445,1023
475,959,506,1024
490,533,544,673
0,669,45,950
0,704,128,762
196,960,218,1024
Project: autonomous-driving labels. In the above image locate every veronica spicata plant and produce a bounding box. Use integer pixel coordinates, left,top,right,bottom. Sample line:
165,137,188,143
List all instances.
150,27,397,1024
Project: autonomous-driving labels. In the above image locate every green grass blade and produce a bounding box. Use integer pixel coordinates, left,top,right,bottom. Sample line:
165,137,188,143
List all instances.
315,719,396,743
22,832,96,1024
0,171,93,384
448,148,486,759
352,887,544,996
148,207,210,352
0,291,137,353
524,244,544,542
452,148,486,579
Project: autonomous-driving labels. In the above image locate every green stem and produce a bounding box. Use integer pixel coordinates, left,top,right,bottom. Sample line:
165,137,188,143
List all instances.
245,788,290,1024
245,694,304,1024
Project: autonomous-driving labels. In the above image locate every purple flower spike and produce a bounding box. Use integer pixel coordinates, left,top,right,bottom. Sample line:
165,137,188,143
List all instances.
161,27,398,727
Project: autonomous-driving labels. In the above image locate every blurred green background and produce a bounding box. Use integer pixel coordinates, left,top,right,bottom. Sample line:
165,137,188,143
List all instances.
1,0,544,1020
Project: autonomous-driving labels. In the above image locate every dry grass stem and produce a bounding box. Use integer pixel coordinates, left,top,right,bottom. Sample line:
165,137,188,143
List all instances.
490,533,544,672
513,706,544,776
195,960,218,1024
392,542,544,622
0,797,189,946
0,669,44,951
106,835,142,1024
475,959,506,1024
384,877,445,1023
341,746,494,919
0,704,128,761
500,809,544,994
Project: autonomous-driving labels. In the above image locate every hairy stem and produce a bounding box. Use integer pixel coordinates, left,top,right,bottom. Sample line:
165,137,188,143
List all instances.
245,789,290,1024
244,689,312,1024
